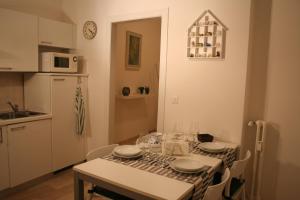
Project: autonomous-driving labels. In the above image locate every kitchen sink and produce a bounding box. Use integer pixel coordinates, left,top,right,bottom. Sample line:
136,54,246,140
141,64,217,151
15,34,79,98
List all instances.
0,111,45,120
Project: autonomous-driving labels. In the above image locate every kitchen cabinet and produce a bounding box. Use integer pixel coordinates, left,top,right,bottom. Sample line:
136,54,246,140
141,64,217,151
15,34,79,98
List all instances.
0,8,38,72
39,17,74,49
0,126,10,191
51,76,86,170
8,119,52,187
24,74,87,171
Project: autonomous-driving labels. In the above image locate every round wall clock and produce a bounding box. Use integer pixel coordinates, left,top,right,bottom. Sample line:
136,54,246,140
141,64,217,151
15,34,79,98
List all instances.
83,21,97,40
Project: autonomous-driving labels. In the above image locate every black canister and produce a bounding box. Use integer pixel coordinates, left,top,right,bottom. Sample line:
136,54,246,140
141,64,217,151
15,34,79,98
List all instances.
145,87,150,94
122,87,130,96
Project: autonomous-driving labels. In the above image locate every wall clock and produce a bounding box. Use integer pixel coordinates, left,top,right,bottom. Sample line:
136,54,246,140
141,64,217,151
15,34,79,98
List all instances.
83,21,97,40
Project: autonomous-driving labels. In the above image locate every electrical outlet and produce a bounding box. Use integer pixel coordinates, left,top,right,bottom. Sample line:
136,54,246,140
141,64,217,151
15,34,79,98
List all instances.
172,96,179,104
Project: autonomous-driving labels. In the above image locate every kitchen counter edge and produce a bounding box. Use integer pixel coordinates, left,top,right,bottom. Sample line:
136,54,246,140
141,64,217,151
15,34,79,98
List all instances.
0,114,52,126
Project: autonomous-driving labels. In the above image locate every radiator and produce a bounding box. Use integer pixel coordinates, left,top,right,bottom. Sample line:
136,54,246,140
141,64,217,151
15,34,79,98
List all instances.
248,120,266,200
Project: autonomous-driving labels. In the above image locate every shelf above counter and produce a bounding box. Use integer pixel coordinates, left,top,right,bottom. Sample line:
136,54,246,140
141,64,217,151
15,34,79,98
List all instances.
116,94,148,100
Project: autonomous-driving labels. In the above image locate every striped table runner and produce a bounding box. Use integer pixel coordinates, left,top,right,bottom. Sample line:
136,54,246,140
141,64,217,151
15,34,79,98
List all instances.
102,152,214,200
192,142,238,168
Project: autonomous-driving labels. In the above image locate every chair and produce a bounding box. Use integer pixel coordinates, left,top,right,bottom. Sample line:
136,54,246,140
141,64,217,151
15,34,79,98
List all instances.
224,150,251,200
86,144,132,200
203,168,230,200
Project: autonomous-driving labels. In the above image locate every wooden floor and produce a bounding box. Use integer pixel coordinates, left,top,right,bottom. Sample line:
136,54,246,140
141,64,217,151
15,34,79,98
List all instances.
3,169,105,200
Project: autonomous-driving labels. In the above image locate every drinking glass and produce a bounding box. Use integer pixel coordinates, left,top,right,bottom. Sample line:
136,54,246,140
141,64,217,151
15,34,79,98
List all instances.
187,121,199,152
173,120,183,133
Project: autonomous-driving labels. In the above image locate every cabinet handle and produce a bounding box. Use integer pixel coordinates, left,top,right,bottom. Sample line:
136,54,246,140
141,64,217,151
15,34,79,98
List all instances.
0,67,12,70
40,41,53,45
10,126,26,131
53,78,65,81
0,128,3,144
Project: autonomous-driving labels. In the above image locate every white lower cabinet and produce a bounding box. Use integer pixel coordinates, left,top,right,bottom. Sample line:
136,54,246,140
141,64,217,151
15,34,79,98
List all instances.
0,126,10,191
7,119,52,187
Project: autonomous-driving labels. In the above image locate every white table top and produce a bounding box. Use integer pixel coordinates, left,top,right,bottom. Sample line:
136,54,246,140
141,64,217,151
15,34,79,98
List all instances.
74,153,222,200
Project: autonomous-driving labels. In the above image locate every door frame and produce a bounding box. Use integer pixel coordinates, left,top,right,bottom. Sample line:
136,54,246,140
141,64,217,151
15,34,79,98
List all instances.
106,8,169,143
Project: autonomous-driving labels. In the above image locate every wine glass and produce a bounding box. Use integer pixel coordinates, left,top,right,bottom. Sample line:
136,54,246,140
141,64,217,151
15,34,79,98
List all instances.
173,120,183,133
187,121,199,151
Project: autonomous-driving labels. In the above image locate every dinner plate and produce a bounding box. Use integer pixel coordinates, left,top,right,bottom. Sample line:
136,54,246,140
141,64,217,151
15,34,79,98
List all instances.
169,161,205,174
198,142,226,153
112,151,144,159
113,145,142,156
170,159,205,172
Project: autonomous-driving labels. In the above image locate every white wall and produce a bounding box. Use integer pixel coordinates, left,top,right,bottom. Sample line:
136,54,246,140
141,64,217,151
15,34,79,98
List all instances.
0,0,70,22
241,0,272,195
112,18,161,143
260,0,300,199
62,0,252,150
245,0,300,199
164,1,251,144
0,73,24,111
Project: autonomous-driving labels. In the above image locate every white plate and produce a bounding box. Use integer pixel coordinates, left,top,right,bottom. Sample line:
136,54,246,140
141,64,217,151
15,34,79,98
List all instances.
112,151,144,159
113,145,142,156
169,162,205,174
199,142,226,153
170,159,205,172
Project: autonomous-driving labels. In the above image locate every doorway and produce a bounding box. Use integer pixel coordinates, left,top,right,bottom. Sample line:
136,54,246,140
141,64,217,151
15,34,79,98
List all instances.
106,9,169,145
109,17,161,144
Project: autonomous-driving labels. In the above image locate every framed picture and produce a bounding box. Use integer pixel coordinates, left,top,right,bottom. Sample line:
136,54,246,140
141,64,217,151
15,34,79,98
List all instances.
125,31,142,70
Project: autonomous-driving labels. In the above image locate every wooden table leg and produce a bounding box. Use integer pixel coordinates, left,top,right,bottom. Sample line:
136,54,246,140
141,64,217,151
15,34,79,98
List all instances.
74,171,84,200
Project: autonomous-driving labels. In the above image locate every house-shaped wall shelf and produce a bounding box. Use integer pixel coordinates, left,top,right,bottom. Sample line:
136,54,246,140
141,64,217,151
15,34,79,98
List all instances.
187,10,228,59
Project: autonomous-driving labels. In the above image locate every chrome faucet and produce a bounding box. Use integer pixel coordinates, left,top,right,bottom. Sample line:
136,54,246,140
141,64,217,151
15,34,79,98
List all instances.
7,101,19,112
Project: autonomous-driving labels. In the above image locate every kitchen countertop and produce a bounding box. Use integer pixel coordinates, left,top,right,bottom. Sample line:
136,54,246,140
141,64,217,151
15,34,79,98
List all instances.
0,114,52,126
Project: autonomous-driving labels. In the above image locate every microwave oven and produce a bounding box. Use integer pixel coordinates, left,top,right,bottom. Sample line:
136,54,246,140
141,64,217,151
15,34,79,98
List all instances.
41,52,78,73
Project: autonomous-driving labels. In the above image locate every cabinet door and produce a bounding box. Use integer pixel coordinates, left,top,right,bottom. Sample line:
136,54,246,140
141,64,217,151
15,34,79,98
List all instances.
0,8,38,72
39,17,74,49
8,120,52,187
51,76,85,171
0,126,10,191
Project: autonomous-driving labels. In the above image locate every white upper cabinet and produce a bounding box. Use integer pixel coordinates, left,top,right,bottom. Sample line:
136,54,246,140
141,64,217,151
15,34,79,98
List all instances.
39,17,74,49
0,8,38,72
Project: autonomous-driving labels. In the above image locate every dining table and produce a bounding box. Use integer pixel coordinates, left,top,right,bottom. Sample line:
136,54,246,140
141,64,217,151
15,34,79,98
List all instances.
73,136,239,200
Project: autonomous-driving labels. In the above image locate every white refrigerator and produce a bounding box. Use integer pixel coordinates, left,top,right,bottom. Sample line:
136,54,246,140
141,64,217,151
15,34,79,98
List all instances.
24,73,88,171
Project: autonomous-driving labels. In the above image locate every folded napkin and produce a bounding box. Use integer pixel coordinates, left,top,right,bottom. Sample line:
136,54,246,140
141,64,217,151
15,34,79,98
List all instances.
162,140,189,155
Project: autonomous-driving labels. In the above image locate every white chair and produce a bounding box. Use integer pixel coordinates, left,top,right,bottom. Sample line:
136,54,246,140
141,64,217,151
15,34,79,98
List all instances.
224,150,251,200
86,144,119,161
86,144,131,200
203,168,230,200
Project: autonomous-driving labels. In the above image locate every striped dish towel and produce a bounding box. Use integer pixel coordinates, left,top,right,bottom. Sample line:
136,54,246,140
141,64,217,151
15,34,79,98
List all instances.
75,86,85,135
